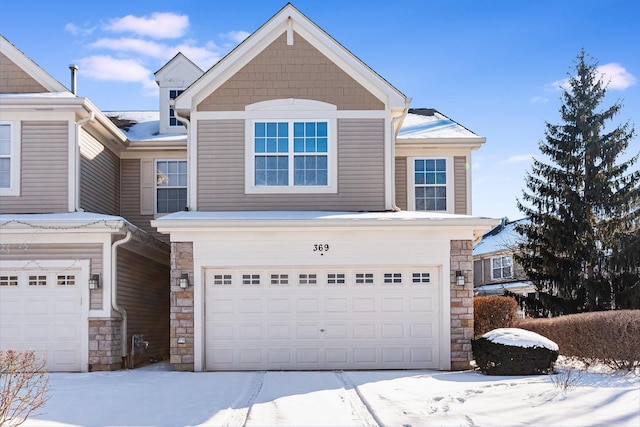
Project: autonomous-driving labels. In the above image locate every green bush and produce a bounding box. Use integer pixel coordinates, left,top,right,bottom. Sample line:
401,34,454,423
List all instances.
518,310,640,370
474,296,519,336
472,330,558,375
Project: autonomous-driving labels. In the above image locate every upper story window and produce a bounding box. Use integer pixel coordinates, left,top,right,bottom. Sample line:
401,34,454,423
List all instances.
0,122,20,196
492,255,513,280
169,90,184,127
254,121,328,187
411,158,451,212
156,160,187,213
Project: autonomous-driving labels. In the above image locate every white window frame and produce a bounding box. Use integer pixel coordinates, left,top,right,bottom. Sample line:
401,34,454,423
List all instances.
491,255,513,280
244,99,338,195
406,157,453,213
0,121,21,196
155,159,188,214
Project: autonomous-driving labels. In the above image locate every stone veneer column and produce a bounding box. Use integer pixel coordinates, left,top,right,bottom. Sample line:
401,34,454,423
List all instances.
170,242,195,371
450,240,474,370
88,318,122,371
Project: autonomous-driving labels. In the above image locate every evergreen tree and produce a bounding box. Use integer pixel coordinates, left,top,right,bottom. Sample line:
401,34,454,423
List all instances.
516,51,639,315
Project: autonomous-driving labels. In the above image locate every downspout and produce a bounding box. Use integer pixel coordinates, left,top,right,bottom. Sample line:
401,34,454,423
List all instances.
75,111,94,212
111,229,132,367
173,105,191,210
390,99,411,212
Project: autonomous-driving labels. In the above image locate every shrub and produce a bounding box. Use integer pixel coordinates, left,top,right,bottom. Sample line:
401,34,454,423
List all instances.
518,310,640,370
0,350,49,427
474,296,519,336
472,328,559,375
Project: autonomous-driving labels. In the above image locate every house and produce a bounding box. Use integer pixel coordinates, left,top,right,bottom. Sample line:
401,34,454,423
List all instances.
473,218,536,297
0,35,171,372
1,3,496,373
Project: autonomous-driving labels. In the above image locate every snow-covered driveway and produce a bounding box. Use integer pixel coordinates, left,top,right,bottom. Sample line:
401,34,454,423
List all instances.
22,363,640,427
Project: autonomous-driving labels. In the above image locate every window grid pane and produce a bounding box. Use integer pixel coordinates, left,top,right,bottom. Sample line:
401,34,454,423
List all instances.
412,272,431,283
28,275,47,286
355,273,374,284
327,273,346,284
0,124,11,189
156,160,187,213
383,273,402,284
298,273,317,285
415,158,446,211
213,274,232,286
57,275,75,286
242,274,261,285
0,276,18,286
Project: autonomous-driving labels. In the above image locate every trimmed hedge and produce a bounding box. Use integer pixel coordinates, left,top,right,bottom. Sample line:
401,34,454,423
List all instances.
474,296,519,336
472,334,558,375
518,310,640,370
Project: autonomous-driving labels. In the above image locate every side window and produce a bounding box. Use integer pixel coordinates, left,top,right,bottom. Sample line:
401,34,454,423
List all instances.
0,122,20,196
169,90,185,127
491,256,513,280
156,160,187,213
414,158,447,211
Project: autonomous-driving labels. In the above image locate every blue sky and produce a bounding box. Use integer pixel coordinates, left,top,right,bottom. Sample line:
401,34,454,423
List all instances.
3,0,639,220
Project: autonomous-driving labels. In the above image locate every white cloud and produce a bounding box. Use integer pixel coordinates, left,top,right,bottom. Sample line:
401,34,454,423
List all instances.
65,23,95,36
503,154,534,164
549,62,636,92
597,63,636,90
221,30,251,44
89,38,168,58
530,96,549,104
104,12,189,39
75,55,156,94
173,42,221,69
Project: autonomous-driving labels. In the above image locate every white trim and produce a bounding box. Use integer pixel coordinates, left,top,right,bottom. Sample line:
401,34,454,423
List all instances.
192,109,387,121
0,121,21,196
68,119,77,212
406,157,454,214
245,98,337,112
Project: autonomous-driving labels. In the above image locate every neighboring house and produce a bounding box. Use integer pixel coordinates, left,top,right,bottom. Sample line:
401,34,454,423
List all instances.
0,36,171,372
473,218,536,297
1,4,496,373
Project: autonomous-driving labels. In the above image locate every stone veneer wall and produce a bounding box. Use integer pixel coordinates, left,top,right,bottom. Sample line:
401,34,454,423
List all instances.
88,318,122,371
170,242,195,371
450,240,474,370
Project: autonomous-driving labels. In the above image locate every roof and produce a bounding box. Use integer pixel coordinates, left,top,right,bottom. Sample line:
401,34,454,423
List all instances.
104,111,187,143
398,109,482,140
474,281,536,296
473,218,527,256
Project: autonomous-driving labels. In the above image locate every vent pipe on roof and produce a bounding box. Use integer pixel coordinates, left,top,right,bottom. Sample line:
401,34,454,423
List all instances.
69,64,78,95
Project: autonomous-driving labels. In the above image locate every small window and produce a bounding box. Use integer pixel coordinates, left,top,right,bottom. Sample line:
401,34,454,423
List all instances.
327,273,346,285
298,273,317,285
28,275,47,286
213,274,232,286
414,158,447,211
57,275,76,286
0,122,20,196
0,276,18,286
383,273,402,284
169,90,185,127
270,274,289,285
242,274,261,285
156,160,187,213
355,273,374,285
412,273,431,283
492,256,513,280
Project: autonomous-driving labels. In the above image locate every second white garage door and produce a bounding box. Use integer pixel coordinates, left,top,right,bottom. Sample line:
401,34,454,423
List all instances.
204,267,440,370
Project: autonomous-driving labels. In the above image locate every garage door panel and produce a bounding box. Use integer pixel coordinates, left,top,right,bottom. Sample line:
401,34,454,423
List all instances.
205,267,440,370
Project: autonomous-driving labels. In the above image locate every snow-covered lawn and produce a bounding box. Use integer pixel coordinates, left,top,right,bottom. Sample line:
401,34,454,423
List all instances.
22,359,639,427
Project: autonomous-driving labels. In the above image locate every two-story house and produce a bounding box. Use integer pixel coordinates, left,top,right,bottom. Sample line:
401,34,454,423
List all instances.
1,4,496,372
473,218,535,296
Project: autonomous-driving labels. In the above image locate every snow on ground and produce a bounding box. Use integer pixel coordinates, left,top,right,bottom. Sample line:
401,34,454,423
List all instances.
21,359,639,427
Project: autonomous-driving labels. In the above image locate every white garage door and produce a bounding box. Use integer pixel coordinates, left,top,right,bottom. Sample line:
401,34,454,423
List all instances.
0,270,84,372
205,267,440,370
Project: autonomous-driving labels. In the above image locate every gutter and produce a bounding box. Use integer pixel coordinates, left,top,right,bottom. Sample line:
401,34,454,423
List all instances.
111,230,132,366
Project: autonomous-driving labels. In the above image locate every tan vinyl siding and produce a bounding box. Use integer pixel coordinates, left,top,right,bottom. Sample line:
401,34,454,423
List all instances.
116,248,170,365
0,243,104,309
0,121,68,213
120,159,167,243
454,156,467,215
395,156,407,210
80,130,120,215
197,33,384,111
196,118,385,211
0,52,48,93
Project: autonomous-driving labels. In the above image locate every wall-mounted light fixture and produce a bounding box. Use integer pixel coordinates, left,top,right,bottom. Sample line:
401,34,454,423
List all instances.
89,274,100,290
456,270,465,286
179,273,189,289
